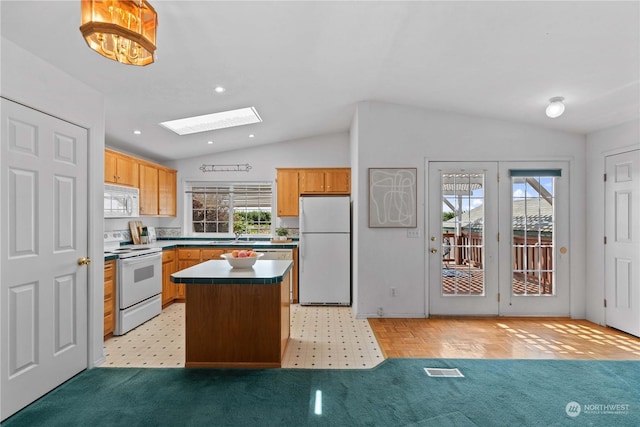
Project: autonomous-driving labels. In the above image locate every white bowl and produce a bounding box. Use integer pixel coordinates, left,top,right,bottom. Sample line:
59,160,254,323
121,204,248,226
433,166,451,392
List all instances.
220,252,264,269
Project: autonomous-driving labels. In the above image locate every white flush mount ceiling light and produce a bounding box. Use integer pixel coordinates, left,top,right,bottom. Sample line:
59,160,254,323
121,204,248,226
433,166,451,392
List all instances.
160,107,262,136
214,86,226,93
545,97,565,118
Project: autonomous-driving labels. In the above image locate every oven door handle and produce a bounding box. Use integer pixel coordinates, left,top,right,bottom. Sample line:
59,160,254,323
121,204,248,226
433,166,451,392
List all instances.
120,252,162,265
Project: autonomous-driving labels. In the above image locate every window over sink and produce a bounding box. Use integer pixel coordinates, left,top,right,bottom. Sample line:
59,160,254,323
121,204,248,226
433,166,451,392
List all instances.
185,182,273,236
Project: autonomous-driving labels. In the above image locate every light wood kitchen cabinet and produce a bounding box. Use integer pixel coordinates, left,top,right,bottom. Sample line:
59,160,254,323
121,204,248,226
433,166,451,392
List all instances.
276,169,299,217
104,260,116,338
298,169,326,193
299,168,350,194
158,168,177,216
139,163,177,217
105,149,138,187
105,149,177,217
162,249,178,306
201,248,225,261
276,167,350,217
324,168,350,193
138,163,159,216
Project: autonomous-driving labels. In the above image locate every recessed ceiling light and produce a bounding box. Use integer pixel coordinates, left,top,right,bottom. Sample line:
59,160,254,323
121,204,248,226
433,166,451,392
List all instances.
248,134,255,138
159,107,262,136
207,140,213,144
214,85,226,94
133,130,142,135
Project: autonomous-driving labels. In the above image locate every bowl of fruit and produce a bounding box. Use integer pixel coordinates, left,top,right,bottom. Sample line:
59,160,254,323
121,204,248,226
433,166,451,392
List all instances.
220,250,264,269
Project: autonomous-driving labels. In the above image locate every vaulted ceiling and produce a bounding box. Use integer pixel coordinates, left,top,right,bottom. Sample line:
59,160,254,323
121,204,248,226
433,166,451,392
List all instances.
2,1,638,161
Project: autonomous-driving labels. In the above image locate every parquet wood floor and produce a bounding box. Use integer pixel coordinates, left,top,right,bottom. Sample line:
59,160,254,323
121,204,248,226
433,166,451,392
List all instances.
369,317,640,360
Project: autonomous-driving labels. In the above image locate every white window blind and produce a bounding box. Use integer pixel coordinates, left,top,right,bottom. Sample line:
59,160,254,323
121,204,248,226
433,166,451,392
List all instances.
185,182,273,235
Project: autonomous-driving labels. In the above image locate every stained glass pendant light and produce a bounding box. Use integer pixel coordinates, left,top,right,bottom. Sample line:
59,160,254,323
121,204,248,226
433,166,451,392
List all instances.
80,0,157,66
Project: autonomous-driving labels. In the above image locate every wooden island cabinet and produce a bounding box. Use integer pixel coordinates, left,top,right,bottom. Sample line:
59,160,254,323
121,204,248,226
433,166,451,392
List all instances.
165,245,299,306
171,260,293,368
174,247,250,301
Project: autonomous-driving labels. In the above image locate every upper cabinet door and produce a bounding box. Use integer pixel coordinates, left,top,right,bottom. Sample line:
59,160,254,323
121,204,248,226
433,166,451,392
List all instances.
299,170,326,193
276,169,299,217
104,150,118,183
325,169,350,193
139,163,159,215
104,149,138,187
158,168,177,216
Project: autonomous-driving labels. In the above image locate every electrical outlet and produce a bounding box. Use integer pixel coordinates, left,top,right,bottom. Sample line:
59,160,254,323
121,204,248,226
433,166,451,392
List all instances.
377,307,384,317
390,287,397,297
407,229,420,238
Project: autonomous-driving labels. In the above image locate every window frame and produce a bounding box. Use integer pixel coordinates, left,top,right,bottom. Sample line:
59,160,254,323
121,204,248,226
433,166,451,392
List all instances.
183,181,274,237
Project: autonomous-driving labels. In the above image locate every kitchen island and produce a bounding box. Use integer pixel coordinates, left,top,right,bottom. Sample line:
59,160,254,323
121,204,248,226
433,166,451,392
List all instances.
171,259,293,368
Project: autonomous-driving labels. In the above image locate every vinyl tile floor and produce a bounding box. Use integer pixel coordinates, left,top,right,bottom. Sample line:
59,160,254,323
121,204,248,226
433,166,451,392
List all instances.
103,303,385,369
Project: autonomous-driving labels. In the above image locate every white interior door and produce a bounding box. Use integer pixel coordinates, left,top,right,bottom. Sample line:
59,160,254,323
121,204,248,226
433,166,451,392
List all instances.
428,162,499,315
605,150,640,337
498,162,570,316
1,99,89,420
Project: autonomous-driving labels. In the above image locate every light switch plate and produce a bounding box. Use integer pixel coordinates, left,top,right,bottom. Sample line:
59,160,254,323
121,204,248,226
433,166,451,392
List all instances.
407,229,420,238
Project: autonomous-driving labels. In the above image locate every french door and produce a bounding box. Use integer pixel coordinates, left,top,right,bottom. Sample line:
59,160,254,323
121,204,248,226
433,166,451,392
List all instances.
428,162,499,315
428,161,570,316
497,162,570,316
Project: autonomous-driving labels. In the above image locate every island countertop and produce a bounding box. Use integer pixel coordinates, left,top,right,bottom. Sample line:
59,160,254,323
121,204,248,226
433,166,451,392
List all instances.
171,259,293,284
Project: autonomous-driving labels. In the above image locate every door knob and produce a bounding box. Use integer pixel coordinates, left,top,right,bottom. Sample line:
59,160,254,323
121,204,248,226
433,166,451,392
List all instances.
77,257,92,266
430,248,438,254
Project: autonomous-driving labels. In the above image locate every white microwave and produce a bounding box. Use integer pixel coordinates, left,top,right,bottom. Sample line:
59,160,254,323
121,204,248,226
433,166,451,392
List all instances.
104,184,140,218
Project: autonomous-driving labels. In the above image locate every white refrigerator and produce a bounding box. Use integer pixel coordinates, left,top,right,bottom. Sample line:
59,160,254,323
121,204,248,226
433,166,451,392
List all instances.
299,195,351,305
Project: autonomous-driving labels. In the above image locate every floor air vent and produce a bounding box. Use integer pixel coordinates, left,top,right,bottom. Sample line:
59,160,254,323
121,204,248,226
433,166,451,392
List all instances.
424,368,464,377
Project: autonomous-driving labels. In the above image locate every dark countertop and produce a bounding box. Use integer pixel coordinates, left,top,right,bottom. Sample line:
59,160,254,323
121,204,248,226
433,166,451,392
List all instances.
104,238,298,260
170,259,293,284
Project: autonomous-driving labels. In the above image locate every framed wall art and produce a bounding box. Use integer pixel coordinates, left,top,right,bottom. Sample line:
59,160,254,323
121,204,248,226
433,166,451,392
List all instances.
368,167,417,228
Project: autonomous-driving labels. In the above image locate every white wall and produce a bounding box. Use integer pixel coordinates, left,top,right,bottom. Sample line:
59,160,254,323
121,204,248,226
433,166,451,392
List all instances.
350,110,361,311
352,101,587,318
585,120,640,325
1,38,106,367
153,132,351,234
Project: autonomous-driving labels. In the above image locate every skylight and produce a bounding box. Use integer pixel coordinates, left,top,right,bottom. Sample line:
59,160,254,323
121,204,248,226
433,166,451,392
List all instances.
159,107,262,135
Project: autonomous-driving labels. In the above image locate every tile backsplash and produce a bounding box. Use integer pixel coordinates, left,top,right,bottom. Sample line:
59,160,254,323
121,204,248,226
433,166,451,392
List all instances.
105,227,299,241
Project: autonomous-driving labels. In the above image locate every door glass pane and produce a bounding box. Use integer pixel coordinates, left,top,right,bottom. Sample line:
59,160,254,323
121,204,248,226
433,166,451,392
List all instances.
441,173,485,296
511,175,555,295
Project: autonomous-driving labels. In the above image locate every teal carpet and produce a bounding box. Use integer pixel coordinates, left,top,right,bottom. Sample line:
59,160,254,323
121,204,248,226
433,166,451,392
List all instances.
2,359,639,427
